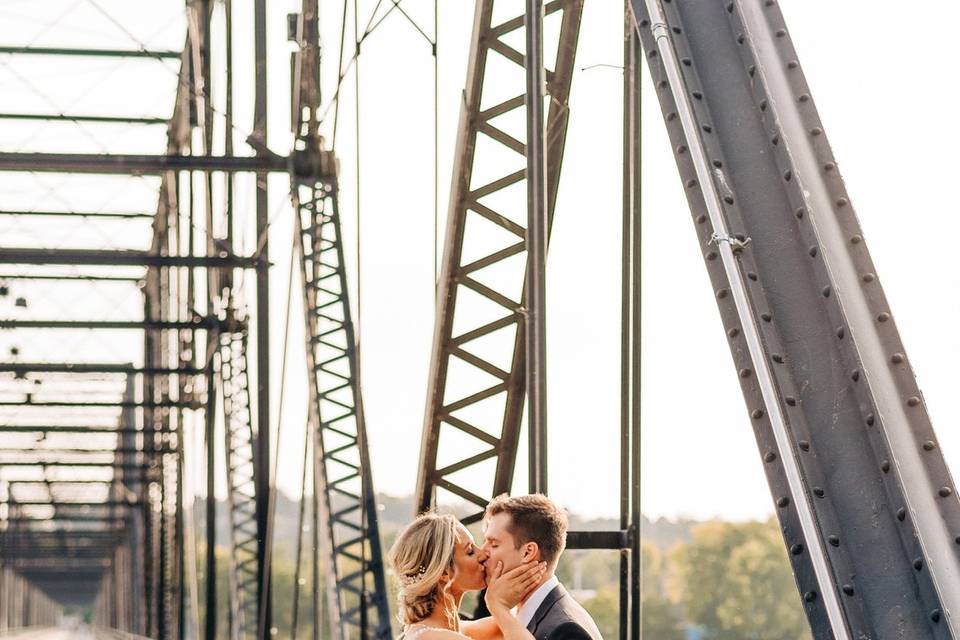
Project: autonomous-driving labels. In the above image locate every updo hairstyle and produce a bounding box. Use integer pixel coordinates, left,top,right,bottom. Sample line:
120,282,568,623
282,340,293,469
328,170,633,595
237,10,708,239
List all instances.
387,512,460,627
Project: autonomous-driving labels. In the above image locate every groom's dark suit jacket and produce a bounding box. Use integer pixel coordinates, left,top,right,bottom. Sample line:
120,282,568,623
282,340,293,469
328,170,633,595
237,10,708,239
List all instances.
526,584,603,640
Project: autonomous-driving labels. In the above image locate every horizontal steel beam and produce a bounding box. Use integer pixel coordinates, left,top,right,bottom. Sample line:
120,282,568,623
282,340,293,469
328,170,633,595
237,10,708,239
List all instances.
0,209,154,219
3,552,118,560
0,113,167,125
4,560,111,568
4,551,120,558
0,426,174,434
2,533,120,540
0,400,192,407
2,544,120,553
2,530,123,537
0,152,288,174
0,248,259,268
0,547,120,555
0,447,172,455
0,319,222,330
2,500,141,507
565,530,632,550
0,46,180,58
9,479,116,484
9,559,116,567
2,514,129,521
0,461,156,469
0,521,128,532
0,273,142,282
0,362,203,375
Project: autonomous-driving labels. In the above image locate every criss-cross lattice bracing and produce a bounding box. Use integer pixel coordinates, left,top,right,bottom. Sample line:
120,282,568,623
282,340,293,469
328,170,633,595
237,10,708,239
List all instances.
221,329,261,640
416,0,584,522
294,177,392,640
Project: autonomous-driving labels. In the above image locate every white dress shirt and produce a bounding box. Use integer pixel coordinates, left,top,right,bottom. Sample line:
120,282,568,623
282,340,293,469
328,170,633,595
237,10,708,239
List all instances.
516,575,560,628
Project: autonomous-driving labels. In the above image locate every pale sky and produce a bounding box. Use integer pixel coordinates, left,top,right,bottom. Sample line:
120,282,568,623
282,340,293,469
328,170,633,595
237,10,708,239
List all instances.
3,2,959,525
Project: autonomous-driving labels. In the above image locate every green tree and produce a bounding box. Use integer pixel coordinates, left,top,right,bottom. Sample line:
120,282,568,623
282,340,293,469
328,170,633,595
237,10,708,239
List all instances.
639,543,685,640
581,588,619,640
672,518,811,640
641,592,685,640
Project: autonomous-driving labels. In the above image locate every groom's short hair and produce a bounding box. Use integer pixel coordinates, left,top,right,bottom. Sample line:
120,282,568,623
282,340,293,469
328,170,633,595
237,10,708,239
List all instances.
485,493,567,566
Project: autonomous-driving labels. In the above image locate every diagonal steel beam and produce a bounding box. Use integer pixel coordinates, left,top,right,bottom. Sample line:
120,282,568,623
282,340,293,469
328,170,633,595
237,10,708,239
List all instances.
632,0,960,637
416,0,583,521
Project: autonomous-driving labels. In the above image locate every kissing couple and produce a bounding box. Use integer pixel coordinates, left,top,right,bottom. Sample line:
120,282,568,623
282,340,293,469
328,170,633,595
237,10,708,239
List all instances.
388,493,603,640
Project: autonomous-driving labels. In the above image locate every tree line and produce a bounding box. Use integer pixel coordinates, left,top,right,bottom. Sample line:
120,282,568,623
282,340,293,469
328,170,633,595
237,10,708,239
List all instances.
187,495,812,639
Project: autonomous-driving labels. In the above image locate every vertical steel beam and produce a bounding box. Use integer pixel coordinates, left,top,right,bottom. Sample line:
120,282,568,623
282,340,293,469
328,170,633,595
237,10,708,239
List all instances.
312,480,321,640
253,1,272,636
525,0,548,495
621,6,642,640
205,359,218,640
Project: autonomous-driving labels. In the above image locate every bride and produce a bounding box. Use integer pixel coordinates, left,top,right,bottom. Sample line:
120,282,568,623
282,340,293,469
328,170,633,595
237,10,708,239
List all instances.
388,512,546,640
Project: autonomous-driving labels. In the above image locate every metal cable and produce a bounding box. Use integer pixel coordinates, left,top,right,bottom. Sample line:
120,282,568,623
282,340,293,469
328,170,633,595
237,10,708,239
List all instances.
84,0,261,146
327,0,435,142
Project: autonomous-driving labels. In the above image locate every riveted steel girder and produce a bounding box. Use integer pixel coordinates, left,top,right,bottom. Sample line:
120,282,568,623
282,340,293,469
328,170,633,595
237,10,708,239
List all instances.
416,0,583,523
632,1,960,637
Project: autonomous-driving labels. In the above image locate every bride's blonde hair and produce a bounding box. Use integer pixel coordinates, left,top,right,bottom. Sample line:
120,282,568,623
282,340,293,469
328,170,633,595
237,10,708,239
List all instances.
388,512,460,627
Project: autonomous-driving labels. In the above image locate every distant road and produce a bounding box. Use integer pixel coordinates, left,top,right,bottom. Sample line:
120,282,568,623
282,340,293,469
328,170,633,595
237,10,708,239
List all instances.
0,628,96,640
1,626,95,639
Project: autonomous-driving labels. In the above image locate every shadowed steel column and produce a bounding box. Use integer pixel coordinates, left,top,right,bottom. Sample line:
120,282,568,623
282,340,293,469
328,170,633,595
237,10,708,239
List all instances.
525,0,548,494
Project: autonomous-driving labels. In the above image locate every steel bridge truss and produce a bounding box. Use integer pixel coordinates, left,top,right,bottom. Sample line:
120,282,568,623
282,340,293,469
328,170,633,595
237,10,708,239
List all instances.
632,0,960,637
0,1,275,638
0,2,648,639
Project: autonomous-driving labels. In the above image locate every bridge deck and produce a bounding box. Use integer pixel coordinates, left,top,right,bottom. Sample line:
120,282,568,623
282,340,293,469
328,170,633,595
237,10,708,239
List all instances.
0,626,150,640
0,629,93,639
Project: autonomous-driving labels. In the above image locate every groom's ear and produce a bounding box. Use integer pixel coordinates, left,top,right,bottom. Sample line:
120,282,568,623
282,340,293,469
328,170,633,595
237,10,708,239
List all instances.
521,541,540,562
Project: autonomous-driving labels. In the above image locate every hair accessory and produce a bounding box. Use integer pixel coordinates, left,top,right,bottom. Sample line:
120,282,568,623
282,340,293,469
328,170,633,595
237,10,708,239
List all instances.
398,565,428,588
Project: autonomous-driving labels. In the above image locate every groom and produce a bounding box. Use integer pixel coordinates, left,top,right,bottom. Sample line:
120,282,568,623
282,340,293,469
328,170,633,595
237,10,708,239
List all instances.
480,493,603,640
